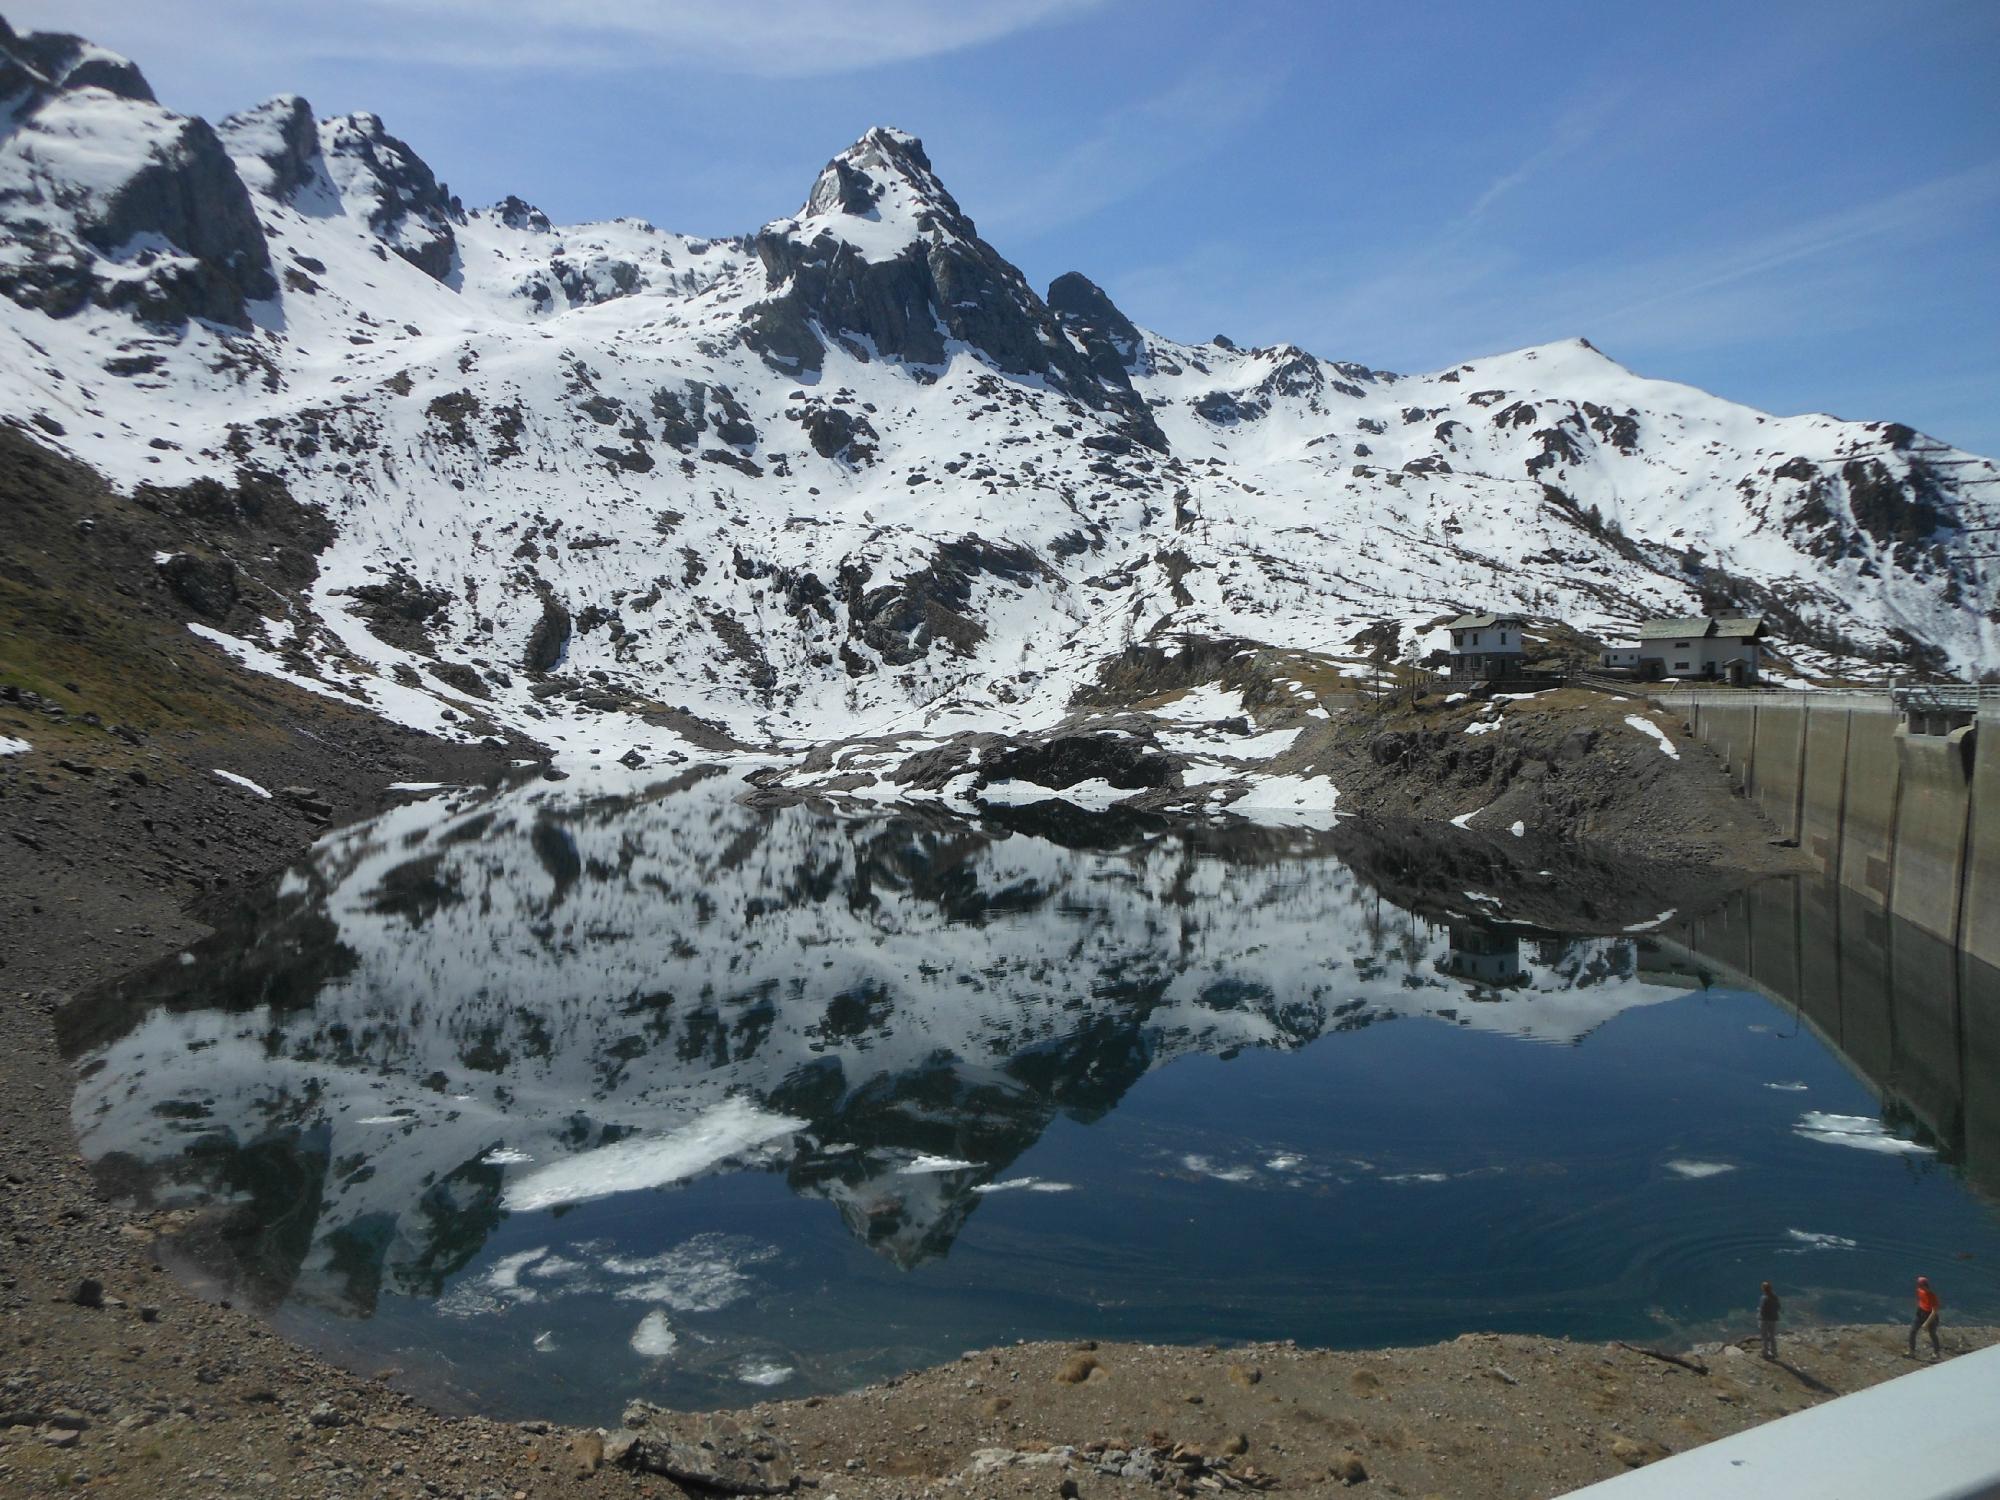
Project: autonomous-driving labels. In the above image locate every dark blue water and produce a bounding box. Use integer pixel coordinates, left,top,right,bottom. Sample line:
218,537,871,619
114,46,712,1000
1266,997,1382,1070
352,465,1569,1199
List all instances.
62,772,2000,1422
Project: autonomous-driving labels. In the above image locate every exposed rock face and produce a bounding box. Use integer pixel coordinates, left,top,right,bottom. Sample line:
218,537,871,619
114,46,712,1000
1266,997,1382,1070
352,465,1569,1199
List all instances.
218,95,320,201
1049,270,1146,380
0,24,276,326
318,112,462,281
839,536,1048,666
983,733,1180,792
523,592,572,674
494,194,550,232
1,22,155,102
741,128,1165,452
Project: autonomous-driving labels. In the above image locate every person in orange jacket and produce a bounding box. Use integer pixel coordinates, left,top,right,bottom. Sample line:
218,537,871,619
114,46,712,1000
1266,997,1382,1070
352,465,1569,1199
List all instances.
1908,1275,1941,1360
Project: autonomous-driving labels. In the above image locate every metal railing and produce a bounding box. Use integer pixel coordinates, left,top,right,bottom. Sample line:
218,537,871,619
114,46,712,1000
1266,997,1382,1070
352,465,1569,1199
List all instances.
1891,682,1997,713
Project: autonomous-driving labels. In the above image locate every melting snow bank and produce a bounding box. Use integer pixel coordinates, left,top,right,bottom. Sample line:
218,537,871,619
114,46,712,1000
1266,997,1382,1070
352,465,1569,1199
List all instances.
1231,773,1339,827
1792,1112,1932,1155
0,735,29,756
1624,714,1680,759
211,769,272,798
503,1098,804,1211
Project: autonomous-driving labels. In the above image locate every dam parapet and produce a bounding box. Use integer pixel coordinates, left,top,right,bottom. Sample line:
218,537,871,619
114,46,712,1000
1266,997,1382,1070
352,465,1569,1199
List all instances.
1654,685,1998,969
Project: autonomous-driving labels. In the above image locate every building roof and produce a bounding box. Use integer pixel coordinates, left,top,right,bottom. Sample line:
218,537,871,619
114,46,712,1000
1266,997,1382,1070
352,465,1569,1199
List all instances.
1446,612,1525,630
1712,617,1769,638
1635,616,1712,640
1634,615,1766,641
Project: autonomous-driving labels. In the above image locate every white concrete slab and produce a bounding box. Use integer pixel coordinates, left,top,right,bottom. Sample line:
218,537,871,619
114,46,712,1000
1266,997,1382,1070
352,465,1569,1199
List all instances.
1562,1342,2000,1498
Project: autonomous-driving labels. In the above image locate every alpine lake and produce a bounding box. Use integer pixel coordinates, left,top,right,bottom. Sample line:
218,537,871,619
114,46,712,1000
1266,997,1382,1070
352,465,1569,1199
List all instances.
60,766,2000,1425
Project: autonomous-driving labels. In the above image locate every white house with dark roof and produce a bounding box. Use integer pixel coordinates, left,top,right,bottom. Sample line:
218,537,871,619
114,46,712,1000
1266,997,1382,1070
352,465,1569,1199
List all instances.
1631,616,1767,683
1446,612,1527,680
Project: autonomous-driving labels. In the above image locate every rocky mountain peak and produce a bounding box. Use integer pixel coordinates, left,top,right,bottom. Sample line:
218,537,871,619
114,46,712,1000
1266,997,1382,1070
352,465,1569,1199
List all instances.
0,24,273,327
0,19,155,103
318,110,463,281
800,126,964,232
1049,271,1146,379
218,94,319,201
740,128,1166,450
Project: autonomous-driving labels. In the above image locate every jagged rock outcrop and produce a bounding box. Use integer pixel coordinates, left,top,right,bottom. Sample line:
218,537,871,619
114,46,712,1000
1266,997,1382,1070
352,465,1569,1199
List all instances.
318,111,462,281
1049,270,1147,380
0,21,275,325
218,94,320,201
741,128,1165,451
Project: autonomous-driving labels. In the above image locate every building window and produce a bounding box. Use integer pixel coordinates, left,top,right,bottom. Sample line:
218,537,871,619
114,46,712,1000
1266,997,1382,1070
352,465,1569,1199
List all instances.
1674,660,1690,670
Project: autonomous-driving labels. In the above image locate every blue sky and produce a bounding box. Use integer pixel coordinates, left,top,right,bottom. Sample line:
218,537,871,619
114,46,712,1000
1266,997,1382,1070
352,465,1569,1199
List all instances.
17,0,2000,454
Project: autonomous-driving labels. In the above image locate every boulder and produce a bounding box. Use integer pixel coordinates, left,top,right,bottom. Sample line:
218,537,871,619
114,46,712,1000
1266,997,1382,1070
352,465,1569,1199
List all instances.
616,1406,799,1494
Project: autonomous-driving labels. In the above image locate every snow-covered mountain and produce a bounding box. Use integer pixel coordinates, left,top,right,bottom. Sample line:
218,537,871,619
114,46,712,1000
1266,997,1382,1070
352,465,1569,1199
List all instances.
4,17,1995,763
67,770,1697,1311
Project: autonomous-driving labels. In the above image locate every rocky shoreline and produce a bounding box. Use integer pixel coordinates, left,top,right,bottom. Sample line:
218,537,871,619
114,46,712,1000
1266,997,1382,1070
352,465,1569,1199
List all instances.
5,696,1993,1498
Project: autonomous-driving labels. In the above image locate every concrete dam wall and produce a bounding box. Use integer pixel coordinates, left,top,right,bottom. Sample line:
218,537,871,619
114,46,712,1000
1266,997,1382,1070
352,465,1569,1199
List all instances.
1655,689,1998,970
1658,875,2000,1209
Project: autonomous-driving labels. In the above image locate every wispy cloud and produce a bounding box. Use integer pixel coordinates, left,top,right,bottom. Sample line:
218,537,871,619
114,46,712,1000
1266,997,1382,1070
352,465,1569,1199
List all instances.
1590,161,2000,334
1112,158,2000,377
10,0,1105,79
975,54,1289,243
1465,91,1623,219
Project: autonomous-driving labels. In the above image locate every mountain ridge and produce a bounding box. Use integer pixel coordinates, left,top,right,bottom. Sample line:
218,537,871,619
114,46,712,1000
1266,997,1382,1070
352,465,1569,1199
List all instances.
1,15,1994,774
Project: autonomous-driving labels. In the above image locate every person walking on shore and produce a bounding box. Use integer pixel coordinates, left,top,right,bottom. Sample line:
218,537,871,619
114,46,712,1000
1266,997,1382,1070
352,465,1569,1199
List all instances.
1758,1280,1781,1359
1908,1275,1941,1360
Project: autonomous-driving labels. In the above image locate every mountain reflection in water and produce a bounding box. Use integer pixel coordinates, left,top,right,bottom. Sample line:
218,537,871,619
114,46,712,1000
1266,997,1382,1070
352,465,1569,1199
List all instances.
59,767,2000,1420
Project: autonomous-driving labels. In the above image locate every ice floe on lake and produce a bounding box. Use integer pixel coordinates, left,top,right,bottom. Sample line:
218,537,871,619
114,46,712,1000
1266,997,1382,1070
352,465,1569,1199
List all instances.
630,1309,677,1358
1782,1229,1859,1252
1181,1154,1256,1183
1664,1159,1737,1179
972,1177,1075,1194
1793,1112,1931,1155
